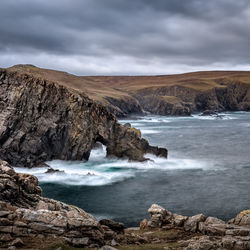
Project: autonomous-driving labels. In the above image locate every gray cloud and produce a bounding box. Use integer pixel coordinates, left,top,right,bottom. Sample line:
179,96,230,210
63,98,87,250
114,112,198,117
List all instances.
0,0,250,75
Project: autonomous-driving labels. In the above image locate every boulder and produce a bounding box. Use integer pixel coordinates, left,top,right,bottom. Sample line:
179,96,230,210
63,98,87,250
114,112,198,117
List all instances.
184,214,206,232
230,210,250,227
205,216,225,225
140,219,148,230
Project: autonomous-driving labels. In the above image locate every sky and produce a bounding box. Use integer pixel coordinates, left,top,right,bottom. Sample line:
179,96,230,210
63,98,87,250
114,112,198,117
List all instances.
1,0,250,75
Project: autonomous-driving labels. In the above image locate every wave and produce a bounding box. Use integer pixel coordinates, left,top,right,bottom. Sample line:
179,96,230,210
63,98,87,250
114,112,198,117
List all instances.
14,146,209,186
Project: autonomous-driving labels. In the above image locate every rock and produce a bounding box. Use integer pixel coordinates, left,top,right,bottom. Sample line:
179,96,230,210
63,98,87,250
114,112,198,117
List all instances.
111,239,119,246
140,219,148,230
147,204,173,228
93,142,104,149
230,210,250,226
0,211,11,217
172,214,188,227
9,238,24,247
99,246,118,250
99,219,125,234
184,214,206,232
200,110,218,116
0,160,106,248
66,237,89,247
0,68,168,166
35,200,49,210
45,168,64,174
0,160,41,208
181,235,221,250
8,247,16,250
123,123,131,128
0,234,13,242
148,204,167,216
205,216,225,225
198,222,226,236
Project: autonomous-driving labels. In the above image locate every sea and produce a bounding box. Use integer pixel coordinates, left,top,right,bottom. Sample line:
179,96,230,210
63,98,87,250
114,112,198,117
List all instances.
15,112,250,226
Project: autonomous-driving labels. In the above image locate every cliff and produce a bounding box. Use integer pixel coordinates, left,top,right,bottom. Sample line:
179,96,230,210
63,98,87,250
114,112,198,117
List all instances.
6,65,250,117
0,68,167,168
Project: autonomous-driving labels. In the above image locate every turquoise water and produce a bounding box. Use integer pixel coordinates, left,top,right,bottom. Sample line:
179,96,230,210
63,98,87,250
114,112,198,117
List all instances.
15,112,250,226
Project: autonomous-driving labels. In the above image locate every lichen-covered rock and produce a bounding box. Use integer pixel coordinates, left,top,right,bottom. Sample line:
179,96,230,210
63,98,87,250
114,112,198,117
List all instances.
229,210,250,227
0,69,167,167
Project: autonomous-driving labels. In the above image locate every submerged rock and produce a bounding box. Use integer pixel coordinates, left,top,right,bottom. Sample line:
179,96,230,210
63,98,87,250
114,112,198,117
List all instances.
45,168,64,174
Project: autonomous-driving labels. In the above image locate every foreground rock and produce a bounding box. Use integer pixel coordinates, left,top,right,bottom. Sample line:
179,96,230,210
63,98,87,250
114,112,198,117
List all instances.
136,204,250,249
0,68,167,167
0,160,123,249
0,161,249,249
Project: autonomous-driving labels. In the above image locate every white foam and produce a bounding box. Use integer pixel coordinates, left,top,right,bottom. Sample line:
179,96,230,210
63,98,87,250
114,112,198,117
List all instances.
141,129,160,134
14,146,209,186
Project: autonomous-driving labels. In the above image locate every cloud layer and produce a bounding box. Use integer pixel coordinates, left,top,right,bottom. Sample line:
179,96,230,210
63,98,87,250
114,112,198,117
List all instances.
1,0,250,75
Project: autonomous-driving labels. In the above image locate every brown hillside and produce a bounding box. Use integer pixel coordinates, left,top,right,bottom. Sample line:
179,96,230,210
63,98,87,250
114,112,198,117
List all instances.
6,65,250,116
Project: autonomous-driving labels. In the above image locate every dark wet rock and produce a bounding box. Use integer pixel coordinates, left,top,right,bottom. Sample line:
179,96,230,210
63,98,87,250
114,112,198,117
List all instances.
93,141,104,149
45,168,64,174
200,109,218,116
0,69,168,167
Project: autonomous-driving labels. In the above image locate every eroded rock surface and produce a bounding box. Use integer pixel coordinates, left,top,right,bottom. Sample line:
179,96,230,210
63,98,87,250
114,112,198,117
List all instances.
0,160,123,248
0,69,167,167
139,204,250,249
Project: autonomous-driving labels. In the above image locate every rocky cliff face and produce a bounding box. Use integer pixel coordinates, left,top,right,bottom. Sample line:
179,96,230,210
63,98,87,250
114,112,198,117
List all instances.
6,66,250,117
0,69,167,167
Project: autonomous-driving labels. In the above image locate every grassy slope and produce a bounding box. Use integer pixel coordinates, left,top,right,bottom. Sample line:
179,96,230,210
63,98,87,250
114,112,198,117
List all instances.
5,64,250,103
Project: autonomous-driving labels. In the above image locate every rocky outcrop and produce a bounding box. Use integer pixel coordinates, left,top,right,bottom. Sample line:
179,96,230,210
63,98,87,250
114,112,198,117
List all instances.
0,160,124,248
139,204,250,249
0,69,167,167
137,95,191,116
6,66,250,117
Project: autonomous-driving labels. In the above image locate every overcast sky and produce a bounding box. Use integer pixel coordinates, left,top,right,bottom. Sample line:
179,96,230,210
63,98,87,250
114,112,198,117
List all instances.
1,0,250,75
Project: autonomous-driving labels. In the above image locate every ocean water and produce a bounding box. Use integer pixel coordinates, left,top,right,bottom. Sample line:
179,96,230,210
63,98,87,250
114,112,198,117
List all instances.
15,112,250,226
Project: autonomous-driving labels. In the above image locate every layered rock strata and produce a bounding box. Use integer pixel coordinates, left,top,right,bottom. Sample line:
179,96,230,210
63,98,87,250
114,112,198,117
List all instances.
5,66,250,117
0,160,124,248
0,69,167,167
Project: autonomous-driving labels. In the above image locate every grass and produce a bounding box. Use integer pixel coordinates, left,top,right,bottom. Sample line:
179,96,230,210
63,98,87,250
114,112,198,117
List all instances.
117,242,179,250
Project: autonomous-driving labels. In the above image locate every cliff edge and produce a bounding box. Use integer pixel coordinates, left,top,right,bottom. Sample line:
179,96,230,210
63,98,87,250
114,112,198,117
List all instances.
0,68,167,167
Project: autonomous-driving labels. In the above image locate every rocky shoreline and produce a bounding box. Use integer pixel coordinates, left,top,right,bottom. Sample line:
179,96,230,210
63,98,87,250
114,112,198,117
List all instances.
0,68,167,168
0,160,249,249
